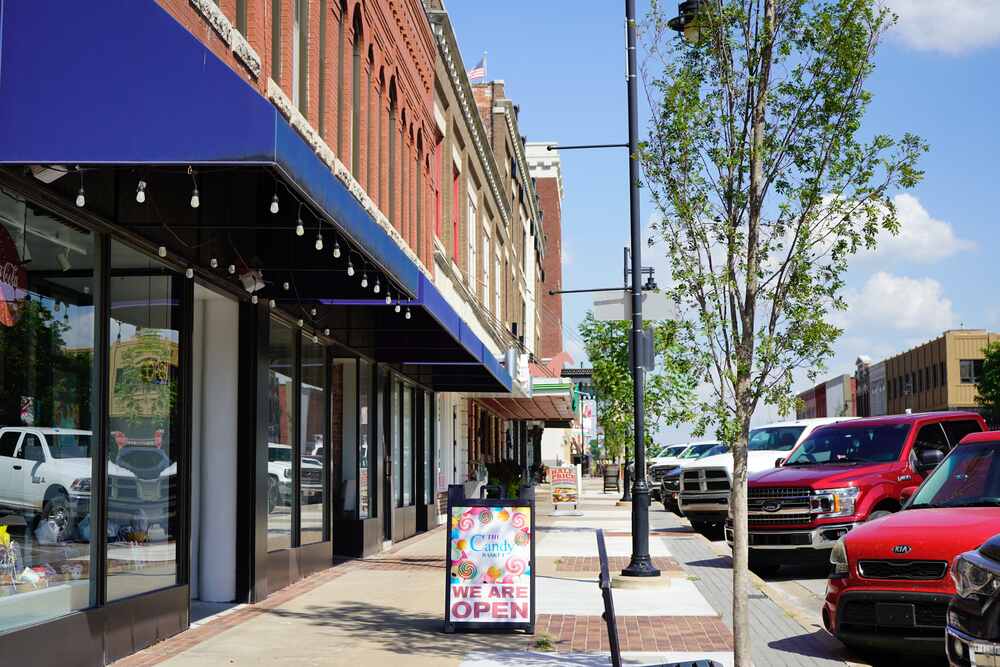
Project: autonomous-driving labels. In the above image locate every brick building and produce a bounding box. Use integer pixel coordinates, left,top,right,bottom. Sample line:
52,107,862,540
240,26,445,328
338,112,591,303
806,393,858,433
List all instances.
526,142,565,362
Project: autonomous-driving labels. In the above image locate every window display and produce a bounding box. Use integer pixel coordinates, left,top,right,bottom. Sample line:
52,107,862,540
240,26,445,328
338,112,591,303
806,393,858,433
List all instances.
0,191,95,631
300,337,326,545
392,377,401,507
403,385,412,506
266,319,295,552
106,241,182,601
358,359,372,519
424,392,432,505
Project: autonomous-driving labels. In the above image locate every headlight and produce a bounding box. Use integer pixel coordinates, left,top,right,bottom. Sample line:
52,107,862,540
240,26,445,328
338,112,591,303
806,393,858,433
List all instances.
830,538,849,577
811,487,859,518
70,478,91,493
283,468,292,479
952,554,1000,602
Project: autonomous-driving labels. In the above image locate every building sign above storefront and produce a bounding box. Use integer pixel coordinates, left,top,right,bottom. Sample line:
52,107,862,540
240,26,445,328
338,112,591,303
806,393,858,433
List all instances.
444,485,535,634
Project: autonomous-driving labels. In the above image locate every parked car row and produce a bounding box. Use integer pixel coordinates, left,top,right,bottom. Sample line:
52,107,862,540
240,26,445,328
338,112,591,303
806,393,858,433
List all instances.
657,411,1000,662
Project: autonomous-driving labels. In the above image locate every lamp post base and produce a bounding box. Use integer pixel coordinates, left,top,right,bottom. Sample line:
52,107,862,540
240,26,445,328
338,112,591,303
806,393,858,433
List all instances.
621,480,660,577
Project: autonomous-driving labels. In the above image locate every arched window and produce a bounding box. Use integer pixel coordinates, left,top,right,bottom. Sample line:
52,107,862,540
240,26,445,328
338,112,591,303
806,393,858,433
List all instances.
416,132,423,261
366,46,374,191
401,110,409,238
378,68,385,209
336,0,346,155
351,7,363,175
388,78,397,224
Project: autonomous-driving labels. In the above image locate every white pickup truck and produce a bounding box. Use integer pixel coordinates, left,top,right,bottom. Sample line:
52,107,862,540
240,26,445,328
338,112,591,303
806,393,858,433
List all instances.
267,443,323,513
678,418,851,533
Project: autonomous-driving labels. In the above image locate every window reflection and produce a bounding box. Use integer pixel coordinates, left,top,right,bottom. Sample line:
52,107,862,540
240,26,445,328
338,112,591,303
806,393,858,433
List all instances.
300,337,325,545
0,192,94,630
403,385,412,506
332,358,357,520
266,320,295,552
392,378,401,507
105,241,180,601
358,360,372,519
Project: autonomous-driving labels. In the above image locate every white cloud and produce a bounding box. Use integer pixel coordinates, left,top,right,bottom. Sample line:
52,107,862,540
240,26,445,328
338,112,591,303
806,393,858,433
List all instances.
842,271,955,332
864,193,975,263
886,0,1000,54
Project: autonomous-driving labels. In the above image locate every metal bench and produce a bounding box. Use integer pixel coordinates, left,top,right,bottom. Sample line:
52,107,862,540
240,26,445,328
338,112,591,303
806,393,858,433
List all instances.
596,528,721,667
603,464,621,493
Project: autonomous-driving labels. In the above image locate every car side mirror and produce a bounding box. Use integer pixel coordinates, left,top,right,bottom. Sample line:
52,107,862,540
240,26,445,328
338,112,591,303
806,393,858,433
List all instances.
917,448,944,470
775,457,786,467
900,487,915,505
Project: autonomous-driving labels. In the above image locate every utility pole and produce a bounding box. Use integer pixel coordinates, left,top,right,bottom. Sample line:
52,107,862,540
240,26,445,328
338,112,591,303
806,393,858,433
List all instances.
621,0,658,578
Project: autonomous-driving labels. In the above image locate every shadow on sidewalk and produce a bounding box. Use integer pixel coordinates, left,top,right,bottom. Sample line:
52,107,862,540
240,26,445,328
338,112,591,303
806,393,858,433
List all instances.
255,602,535,659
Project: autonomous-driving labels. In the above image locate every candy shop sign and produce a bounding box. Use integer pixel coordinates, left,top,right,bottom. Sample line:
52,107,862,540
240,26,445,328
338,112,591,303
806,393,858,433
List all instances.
445,503,535,631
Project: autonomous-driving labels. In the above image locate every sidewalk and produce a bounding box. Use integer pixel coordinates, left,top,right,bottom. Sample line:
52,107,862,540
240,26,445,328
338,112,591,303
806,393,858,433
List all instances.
115,481,736,666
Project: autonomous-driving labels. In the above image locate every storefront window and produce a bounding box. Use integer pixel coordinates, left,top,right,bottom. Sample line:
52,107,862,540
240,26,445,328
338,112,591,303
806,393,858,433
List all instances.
0,192,95,631
266,319,295,552
402,385,412,506
331,358,357,519
358,359,372,519
392,377,401,507
300,336,326,545
106,241,181,601
424,392,432,505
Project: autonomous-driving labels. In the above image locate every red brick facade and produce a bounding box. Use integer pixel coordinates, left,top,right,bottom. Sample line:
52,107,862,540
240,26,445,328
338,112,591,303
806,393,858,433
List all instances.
535,176,563,360
156,0,438,271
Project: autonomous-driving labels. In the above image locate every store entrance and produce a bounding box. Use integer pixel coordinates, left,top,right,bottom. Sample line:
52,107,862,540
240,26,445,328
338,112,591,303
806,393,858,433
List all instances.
189,284,238,618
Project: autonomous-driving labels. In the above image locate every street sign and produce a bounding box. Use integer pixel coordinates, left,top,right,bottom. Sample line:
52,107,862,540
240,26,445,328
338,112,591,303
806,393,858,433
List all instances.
627,327,657,371
444,485,535,634
593,291,677,322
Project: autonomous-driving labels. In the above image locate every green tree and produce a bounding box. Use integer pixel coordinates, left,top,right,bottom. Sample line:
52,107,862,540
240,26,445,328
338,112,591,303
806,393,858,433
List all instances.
641,1,925,662
578,313,696,465
976,342,1000,427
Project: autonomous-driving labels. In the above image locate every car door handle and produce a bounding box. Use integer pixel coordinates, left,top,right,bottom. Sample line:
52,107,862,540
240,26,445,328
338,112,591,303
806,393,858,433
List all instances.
12,465,21,470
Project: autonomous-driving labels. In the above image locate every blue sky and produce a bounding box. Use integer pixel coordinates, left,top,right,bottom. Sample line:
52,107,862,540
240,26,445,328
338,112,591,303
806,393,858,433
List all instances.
448,1,1000,438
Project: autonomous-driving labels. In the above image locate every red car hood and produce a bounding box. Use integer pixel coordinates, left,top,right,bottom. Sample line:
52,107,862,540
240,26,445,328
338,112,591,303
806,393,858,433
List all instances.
751,463,892,489
845,508,1000,561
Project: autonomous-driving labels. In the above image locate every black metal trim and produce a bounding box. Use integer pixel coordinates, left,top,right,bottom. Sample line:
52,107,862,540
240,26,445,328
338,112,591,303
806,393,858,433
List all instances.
292,329,302,546
178,271,195,592
93,232,111,608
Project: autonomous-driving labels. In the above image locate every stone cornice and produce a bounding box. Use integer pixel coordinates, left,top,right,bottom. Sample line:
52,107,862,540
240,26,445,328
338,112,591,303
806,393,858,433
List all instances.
188,0,261,79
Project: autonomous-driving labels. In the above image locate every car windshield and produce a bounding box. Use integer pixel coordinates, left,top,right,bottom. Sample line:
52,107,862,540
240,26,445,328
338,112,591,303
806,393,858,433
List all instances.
785,423,911,465
48,433,93,459
703,444,727,457
683,443,718,458
661,446,686,458
748,426,805,452
909,443,1000,509
269,447,292,463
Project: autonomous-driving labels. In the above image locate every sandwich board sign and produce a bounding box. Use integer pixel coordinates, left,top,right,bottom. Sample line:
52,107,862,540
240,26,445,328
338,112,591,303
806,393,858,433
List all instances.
548,465,579,508
444,485,535,634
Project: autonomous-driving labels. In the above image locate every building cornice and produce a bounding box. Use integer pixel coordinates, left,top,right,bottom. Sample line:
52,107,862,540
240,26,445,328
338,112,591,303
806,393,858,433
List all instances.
188,0,261,79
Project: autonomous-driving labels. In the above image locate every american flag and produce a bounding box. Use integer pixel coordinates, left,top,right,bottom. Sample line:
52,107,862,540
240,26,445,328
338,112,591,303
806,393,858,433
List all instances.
467,56,486,82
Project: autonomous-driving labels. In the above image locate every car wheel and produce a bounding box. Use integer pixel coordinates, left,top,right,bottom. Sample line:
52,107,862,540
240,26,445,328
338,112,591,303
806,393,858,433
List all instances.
689,519,718,536
43,493,72,541
267,476,279,513
749,553,781,577
867,510,893,522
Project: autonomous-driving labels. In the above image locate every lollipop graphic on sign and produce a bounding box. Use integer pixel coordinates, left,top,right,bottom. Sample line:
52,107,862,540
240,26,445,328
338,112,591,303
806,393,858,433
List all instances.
514,529,531,547
455,560,478,581
511,511,527,529
478,509,493,526
458,515,475,532
505,556,527,577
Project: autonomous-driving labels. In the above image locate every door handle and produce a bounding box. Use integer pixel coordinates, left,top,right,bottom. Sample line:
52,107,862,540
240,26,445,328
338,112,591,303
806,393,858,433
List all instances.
12,465,21,470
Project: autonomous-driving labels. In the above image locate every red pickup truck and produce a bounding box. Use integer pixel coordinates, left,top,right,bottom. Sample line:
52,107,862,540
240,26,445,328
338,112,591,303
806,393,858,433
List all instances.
730,412,986,574
824,430,1000,657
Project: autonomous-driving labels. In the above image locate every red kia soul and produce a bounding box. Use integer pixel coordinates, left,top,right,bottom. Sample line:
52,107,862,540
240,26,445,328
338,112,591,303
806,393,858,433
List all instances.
824,430,1000,656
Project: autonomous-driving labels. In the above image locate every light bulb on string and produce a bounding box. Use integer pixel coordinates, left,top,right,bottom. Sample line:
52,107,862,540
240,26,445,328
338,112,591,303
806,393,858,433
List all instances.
283,281,290,291
315,230,324,251
270,193,280,214
228,264,236,274
251,294,259,305
373,278,381,294
405,308,411,320
297,319,304,327
361,272,368,289
346,259,355,277
210,258,218,269
332,240,341,259
310,307,317,317
312,335,319,344
185,268,194,279
75,166,85,207
269,299,276,308
188,166,200,208
385,291,392,306
295,204,305,236
394,302,401,314
158,246,167,258
324,329,330,336
136,180,147,204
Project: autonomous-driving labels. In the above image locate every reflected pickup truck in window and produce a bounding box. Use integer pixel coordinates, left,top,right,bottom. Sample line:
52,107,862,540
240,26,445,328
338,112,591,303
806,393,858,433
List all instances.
737,412,986,575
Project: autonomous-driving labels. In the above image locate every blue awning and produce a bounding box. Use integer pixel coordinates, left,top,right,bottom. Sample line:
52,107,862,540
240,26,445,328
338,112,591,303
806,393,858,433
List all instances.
0,0,511,392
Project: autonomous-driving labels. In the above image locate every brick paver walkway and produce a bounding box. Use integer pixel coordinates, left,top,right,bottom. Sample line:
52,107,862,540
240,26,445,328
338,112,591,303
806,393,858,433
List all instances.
554,555,683,573
535,614,733,653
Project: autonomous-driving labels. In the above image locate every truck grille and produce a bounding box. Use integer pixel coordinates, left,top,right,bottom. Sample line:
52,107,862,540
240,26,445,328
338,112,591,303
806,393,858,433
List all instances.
748,514,812,525
650,466,676,482
749,487,811,498
682,468,730,493
858,560,948,581
747,487,812,525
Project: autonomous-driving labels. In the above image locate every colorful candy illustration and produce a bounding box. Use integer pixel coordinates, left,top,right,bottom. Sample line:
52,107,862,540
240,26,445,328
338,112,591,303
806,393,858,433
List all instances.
456,560,478,580
505,556,527,576
458,515,474,531
478,509,493,525
514,530,531,546
497,510,510,522
511,511,527,528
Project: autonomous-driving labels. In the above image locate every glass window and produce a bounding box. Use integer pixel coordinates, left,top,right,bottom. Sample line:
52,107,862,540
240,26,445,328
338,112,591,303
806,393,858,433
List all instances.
392,377,400,507
265,319,295,552
944,420,983,447
424,392,432,505
0,192,95,631
402,385,412,506
331,358,357,519
785,424,911,466
106,240,180,601
960,359,983,385
300,336,326,545
747,426,805,452
910,443,1000,509
358,359,373,519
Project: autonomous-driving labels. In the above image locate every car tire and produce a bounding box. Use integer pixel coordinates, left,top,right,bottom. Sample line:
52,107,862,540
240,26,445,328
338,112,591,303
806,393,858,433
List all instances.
42,493,72,541
689,519,718,536
267,476,279,513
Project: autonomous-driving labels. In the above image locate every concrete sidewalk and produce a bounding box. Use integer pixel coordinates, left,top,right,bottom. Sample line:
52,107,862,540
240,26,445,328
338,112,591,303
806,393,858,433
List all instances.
115,481,735,666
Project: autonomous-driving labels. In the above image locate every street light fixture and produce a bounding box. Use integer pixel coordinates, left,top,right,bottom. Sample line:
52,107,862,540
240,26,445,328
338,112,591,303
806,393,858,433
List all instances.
668,0,709,44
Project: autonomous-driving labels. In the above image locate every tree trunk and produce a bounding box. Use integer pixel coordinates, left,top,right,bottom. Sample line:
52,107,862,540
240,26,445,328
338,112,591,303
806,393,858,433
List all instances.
731,407,752,666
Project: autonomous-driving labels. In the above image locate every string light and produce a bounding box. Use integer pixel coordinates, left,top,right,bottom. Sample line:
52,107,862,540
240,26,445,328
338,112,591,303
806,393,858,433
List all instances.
185,268,194,279
315,229,324,251
346,259,355,277
324,328,330,336
270,193,280,214
310,307,317,317
312,335,319,344
75,166,85,207
210,258,219,268
228,264,236,274
373,277,381,294
283,281,290,291
269,299,276,308
136,180,147,204
188,166,199,209
385,291,392,305
405,308,411,320
251,294,259,304
361,272,368,289
394,301,401,314
158,246,167,258
295,203,305,236
333,240,341,259
297,318,304,327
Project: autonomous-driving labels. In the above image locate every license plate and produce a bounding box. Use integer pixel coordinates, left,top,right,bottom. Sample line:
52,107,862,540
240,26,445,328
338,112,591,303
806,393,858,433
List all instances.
876,603,915,627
